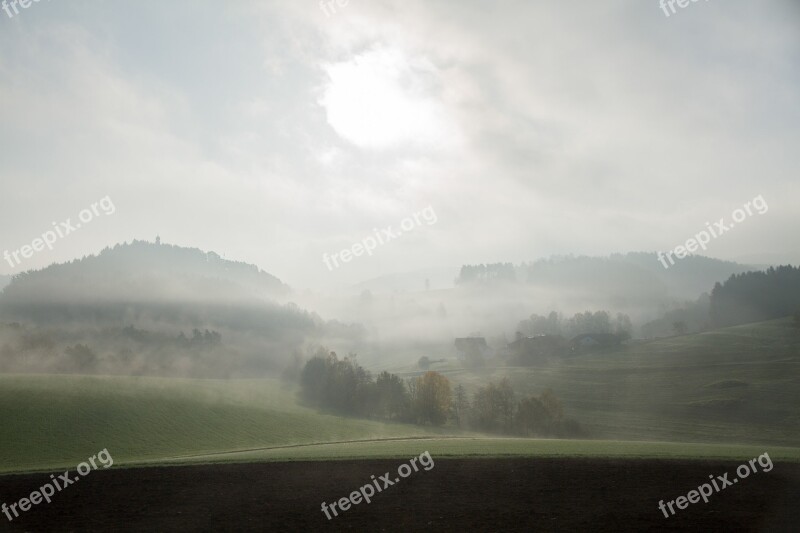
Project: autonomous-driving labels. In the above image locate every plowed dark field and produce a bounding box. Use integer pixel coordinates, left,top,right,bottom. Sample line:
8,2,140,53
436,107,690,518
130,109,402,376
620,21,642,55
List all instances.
1,458,798,532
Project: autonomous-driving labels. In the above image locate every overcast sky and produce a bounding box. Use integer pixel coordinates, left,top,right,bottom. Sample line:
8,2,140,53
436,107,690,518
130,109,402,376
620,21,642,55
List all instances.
1,0,798,289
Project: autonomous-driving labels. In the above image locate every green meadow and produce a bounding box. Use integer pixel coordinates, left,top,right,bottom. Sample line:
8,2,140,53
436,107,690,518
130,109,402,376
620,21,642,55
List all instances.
0,318,798,474
148,438,800,467
0,375,444,474
443,318,800,446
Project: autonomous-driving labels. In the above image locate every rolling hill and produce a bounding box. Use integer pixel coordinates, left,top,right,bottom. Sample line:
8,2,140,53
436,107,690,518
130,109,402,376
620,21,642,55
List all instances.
1,318,799,475
0,375,444,474
0,240,366,378
443,317,800,446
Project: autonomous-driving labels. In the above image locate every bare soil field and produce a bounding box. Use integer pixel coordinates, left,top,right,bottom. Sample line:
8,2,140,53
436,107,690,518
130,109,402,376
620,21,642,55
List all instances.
0,458,798,532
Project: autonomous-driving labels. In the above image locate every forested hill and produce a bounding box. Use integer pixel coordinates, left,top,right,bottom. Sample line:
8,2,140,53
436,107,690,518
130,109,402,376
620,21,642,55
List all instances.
0,241,361,377
0,240,289,307
457,253,753,301
711,265,800,327
0,240,307,335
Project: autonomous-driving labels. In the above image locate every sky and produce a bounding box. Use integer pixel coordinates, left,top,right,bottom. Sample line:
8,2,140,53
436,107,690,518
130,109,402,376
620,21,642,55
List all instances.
0,0,798,289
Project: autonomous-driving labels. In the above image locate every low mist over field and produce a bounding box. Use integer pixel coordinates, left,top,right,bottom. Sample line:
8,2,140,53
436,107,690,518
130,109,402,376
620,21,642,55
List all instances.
1,1,799,531
0,241,769,374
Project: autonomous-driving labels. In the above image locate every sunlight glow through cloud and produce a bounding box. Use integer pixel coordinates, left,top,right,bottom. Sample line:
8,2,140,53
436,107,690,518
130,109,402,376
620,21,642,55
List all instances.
319,47,455,150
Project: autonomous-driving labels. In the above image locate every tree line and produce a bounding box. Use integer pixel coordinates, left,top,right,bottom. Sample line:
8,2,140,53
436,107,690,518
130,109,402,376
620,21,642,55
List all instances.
710,265,800,327
456,263,517,284
517,310,632,340
297,348,584,437
453,379,584,437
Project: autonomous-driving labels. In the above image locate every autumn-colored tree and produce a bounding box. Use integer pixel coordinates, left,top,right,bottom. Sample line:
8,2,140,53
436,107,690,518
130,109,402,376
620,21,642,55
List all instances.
539,388,564,422
413,371,452,425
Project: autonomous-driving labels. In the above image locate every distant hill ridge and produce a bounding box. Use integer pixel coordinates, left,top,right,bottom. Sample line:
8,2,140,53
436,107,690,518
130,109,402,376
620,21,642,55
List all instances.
0,239,289,305
457,252,754,301
0,241,349,377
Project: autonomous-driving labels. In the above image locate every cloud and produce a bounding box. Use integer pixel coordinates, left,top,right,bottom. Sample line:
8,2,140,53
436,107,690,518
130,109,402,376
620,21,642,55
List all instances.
0,0,798,288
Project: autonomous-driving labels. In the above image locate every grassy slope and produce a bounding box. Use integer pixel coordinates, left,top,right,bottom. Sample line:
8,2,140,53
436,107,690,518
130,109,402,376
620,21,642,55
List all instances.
441,318,800,446
0,375,444,474
1,318,798,474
